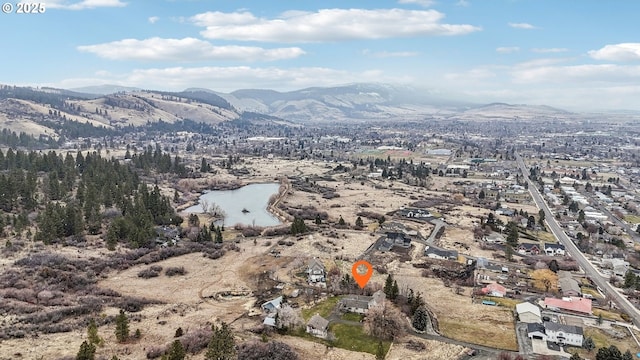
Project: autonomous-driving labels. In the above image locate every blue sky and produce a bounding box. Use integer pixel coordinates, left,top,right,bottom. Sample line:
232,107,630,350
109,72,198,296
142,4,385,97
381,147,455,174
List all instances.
2,0,640,110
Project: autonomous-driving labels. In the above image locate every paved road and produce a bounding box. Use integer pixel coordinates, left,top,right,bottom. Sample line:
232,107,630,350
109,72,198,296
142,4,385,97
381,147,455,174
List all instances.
515,153,640,328
425,219,446,244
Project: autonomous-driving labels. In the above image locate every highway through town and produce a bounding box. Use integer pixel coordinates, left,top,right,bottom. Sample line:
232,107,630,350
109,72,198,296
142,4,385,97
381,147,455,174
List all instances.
515,153,640,328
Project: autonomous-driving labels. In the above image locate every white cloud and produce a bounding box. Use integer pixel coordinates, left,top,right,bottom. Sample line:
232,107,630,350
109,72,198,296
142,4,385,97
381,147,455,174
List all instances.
191,9,481,42
54,66,402,93
508,22,537,30
496,47,520,54
362,49,419,58
77,37,305,62
148,16,159,24
456,0,470,6
588,43,640,62
46,0,126,10
444,68,496,81
511,64,640,84
397,0,435,7
531,48,568,53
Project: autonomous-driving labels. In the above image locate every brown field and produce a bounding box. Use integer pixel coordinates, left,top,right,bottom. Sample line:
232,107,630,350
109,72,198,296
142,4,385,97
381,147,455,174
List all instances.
394,265,518,351
386,336,468,360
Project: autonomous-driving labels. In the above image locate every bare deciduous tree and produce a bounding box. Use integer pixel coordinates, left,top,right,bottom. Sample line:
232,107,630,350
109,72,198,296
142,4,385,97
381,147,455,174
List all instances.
276,304,303,331
364,303,405,341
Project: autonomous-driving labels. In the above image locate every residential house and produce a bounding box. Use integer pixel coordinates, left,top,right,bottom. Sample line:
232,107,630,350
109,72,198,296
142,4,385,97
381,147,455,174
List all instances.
307,258,326,284
602,258,629,277
424,245,458,261
496,208,516,217
381,232,411,249
544,243,566,256
306,314,330,338
558,273,581,297
261,296,283,327
481,282,507,298
527,323,547,340
544,322,584,347
483,232,505,244
340,290,385,314
261,296,283,313
543,296,592,315
516,302,542,323
404,208,432,219
517,243,541,255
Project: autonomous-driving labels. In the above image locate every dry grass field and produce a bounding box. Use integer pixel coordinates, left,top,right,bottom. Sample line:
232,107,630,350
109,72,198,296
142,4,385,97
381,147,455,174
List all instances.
394,264,518,351
0,156,537,359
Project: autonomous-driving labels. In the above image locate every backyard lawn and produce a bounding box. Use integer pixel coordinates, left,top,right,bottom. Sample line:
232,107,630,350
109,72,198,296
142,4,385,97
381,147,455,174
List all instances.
330,323,391,355
301,296,341,320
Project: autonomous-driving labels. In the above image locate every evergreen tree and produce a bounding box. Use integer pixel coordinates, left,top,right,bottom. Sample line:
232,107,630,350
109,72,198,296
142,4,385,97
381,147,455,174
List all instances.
205,322,236,360
383,274,394,297
569,352,583,360
412,306,429,331
506,222,519,247
410,292,424,315
355,216,364,228
582,336,595,352
76,341,96,360
538,209,546,226
290,217,307,235
596,345,622,360
315,214,322,225
391,280,399,300
174,327,184,338
166,339,186,360
87,318,103,347
115,309,129,343
624,270,638,289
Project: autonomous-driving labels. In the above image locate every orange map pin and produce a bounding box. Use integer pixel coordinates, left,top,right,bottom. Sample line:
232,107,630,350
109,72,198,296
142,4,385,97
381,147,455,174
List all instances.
352,260,373,289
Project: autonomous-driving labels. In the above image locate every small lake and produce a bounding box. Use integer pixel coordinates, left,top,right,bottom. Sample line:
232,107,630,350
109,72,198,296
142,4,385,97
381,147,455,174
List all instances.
184,183,282,227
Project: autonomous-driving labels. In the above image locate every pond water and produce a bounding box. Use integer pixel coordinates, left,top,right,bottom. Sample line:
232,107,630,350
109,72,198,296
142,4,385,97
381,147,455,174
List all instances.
184,183,282,227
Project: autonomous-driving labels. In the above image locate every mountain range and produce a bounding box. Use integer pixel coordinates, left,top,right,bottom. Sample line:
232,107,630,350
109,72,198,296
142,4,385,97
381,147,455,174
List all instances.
0,82,580,139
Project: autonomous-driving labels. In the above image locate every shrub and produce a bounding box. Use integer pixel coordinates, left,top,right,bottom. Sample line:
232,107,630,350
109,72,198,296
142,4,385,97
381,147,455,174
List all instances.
138,268,161,279
180,326,212,354
165,267,187,277
237,340,299,360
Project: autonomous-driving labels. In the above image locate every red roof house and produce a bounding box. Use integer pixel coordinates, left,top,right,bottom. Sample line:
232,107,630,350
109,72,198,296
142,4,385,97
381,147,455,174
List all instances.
543,297,592,315
482,282,507,297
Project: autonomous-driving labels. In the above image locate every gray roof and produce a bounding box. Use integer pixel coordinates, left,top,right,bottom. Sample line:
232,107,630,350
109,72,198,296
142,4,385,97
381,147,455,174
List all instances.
544,321,584,336
527,322,545,334
307,314,329,330
261,296,283,312
545,242,565,250
308,258,325,271
558,277,582,296
425,245,458,259
342,298,370,310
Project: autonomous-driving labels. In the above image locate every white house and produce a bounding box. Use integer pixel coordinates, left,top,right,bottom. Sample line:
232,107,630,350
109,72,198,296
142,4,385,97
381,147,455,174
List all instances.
307,258,326,284
544,322,584,347
544,243,566,256
306,314,329,338
516,302,541,324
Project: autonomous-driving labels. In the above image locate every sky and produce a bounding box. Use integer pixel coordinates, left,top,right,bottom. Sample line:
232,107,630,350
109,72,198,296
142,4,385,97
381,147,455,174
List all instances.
2,0,640,111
